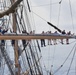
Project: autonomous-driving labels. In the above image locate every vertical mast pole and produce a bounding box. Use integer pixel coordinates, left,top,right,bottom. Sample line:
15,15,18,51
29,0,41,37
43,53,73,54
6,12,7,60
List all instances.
12,0,20,75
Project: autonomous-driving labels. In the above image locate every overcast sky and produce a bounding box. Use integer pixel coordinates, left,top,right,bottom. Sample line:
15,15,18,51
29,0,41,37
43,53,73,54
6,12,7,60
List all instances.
29,0,76,75
30,0,76,34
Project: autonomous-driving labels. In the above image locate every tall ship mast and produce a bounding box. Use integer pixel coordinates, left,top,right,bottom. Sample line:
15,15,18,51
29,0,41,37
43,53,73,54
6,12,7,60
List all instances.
0,0,76,75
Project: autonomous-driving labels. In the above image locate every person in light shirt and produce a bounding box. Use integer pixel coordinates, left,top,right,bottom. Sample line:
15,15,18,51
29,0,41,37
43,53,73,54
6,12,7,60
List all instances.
66,31,71,44
61,30,66,44
47,31,52,45
41,31,46,47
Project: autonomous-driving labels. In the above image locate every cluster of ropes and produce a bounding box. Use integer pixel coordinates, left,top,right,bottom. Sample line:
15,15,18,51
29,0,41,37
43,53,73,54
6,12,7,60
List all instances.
53,43,76,75
0,0,75,75
0,0,43,75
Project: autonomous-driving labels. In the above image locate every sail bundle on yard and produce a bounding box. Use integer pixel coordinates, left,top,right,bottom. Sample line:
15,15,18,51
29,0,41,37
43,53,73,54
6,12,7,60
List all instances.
47,22,62,33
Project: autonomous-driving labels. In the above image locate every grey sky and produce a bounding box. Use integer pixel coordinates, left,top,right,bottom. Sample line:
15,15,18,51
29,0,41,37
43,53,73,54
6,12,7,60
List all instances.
30,0,76,33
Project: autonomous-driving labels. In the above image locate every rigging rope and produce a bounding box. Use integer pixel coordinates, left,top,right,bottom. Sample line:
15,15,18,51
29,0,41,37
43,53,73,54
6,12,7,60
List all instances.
66,45,76,75
29,42,40,75
16,11,24,32
51,45,56,71
32,11,62,33
49,0,52,31
23,0,32,32
54,43,76,74
20,1,41,74
69,0,75,33
29,0,37,33
26,0,31,12
32,11,47,22
31,1,62,7
20,5,27,30
57,0,62,27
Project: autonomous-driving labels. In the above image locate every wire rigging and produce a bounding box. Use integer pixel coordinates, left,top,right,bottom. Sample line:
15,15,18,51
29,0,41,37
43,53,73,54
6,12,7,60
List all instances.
51,45,56,70
32,11,47,22
66,45,76,75
57,0,62,27
50,0,52,22
54,43,76,74
32,11,62,33
49,0,52,31
69,0,74,33
23,0,32,32
0,0,76,75
31,1,62,7
47,44,51,72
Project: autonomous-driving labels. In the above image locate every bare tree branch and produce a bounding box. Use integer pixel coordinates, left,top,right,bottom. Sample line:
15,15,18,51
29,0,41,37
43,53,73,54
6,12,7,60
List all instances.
0,0,23,18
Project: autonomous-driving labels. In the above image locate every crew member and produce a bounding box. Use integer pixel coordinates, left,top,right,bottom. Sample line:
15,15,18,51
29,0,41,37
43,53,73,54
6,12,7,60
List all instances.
41,31,46,47
22,30,29,48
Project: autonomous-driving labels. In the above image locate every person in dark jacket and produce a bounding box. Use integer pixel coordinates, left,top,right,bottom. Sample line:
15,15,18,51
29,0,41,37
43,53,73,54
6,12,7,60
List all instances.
66,31,71,44
22,30,29,47
1,29,8,45
11,40,15,46
41,31,46,47
61,30,66,44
